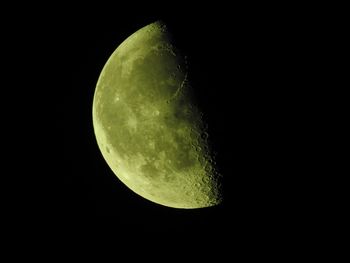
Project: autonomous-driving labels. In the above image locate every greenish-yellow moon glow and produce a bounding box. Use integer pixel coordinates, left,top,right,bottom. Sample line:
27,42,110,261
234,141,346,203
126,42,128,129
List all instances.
92,21,222,208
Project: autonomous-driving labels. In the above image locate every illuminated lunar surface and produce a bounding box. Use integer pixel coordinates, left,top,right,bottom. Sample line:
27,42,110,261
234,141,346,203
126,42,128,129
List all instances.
92,21,222,208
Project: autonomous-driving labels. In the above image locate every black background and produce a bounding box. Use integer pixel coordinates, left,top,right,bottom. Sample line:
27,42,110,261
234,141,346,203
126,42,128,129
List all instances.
3,2,321,250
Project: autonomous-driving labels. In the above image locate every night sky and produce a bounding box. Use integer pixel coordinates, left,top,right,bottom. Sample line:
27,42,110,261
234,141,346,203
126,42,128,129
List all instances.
4,3,312,247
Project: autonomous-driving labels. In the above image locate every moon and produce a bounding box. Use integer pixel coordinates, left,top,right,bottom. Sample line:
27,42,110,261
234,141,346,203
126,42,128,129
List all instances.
92,21,222,208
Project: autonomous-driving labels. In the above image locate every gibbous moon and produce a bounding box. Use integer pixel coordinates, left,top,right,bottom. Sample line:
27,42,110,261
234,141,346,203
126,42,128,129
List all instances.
92,21,222,208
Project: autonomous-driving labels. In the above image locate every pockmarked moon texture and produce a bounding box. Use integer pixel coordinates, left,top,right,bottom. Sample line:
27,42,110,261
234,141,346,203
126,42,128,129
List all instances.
92,21,222,208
